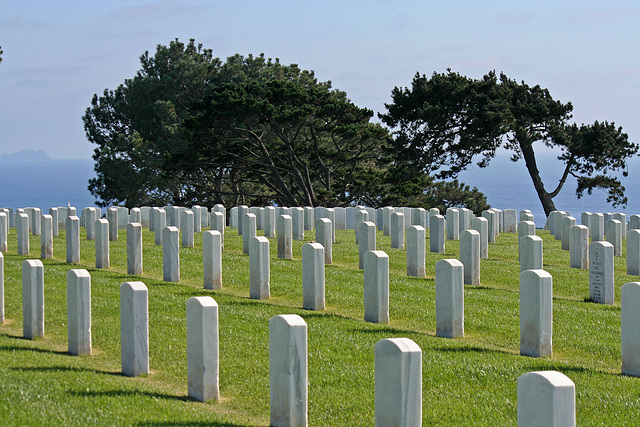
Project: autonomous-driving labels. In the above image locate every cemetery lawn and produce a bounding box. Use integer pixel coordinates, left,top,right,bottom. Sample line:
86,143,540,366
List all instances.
1,226,639,425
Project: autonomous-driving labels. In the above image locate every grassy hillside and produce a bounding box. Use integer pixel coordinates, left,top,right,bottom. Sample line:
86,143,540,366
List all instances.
0,221,638,425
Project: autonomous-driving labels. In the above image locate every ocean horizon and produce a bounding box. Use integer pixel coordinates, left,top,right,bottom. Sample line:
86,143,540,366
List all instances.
1,152,639,228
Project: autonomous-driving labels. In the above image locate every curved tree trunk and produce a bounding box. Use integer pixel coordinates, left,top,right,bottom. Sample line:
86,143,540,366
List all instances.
519,140,557,217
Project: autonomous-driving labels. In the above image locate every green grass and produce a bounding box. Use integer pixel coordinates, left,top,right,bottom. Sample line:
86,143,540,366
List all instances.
1,223,639,425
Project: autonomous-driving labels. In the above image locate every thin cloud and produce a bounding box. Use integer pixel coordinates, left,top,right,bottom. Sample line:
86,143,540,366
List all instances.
450,56,511,73
107,0,211,20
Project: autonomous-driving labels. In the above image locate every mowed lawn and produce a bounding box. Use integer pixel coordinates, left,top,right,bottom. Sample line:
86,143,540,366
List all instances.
1,219,639,425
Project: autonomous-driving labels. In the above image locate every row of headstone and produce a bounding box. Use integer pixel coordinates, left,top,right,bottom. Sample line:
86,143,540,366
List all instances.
8,253,592,424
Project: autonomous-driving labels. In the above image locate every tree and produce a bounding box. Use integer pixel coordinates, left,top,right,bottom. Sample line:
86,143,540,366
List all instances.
84,39,223,207
184,61,390,207
84,39,390,208
85,39,490,211
380,70,638,216
0,45,3,64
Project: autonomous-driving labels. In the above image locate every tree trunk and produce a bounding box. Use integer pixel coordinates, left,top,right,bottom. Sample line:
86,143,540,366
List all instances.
519,140,557,217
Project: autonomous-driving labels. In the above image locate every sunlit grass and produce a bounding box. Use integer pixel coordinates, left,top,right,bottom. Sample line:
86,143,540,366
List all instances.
1,220,639,425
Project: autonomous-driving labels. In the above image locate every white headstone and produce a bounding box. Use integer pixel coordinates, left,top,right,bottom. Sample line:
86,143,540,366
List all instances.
612,212,627,239
66,216,80,263
354,209,368,244
561,216,576,251
406,225,426,278
316,218,333,265
382,206,394,236
203,230,223,290
364,250,389,323
22,259,44,339
49,207,59,237
213,204,226,230
503,209,517,233
269,314,308,427
428,208,440,229
375,338,422,427
154,208,166,245
520,269,553,357
17,213,29,255
229,206,238,229
430,214,445,254
520,235,543,272
412,207,427,229
569,225,589,269
237,205,248,235
446,207,460,241
460,229,480,286
291,207,305,240
40,214,53,259
303,206,314,231
187,296,220,401
263,206,276,238
67,269,92,356
581,211,591,228
117,206,129,229
0,252,3,323
520,211,535,223
589,241,614,304
31,207,42,237
127,223,143,275
435,259,464,338
85,207,97,240
95,218,110,269
181,210,195,248
391,212,405,249
250,236,270,299
140,206,151,228
517,371,575,427
628,229,640,276
302,242,325,311
606,219,623,256
482,210,496,243
0,212,7,253
129,207,142,226
334,207,346,230
120,281,149,376
163,226,180,282
107,207,118,241
472,216,489,259
210,211,225,248
358,221,377,269
622,282,640,376
325,208,336,242
277,215,293,260
591,213,605,241
242,213,257,255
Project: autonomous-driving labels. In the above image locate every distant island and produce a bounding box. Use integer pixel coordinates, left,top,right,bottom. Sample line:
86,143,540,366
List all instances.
0,149,52,162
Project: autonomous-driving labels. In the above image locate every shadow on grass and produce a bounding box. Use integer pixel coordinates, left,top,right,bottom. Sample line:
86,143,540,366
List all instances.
0,342,69,356
348,326,422,336
436,344,513,356
10,365,125,377
68,388,191,402
136,422,253,427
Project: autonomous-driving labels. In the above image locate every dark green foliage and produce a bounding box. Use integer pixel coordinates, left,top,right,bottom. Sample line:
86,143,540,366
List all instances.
380,70,638,216
372,165,489,214
84,40,391,208
84,39,488,211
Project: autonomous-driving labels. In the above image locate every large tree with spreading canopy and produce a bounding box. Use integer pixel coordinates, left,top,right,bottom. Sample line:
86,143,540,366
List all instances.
84,39,489,212
380,70,637,216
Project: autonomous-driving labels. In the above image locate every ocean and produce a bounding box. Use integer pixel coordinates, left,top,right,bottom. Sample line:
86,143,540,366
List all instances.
1,153,639,228
0,159,98,213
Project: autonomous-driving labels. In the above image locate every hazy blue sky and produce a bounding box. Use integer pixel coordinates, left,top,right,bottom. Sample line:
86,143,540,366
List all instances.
1,0,639,161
